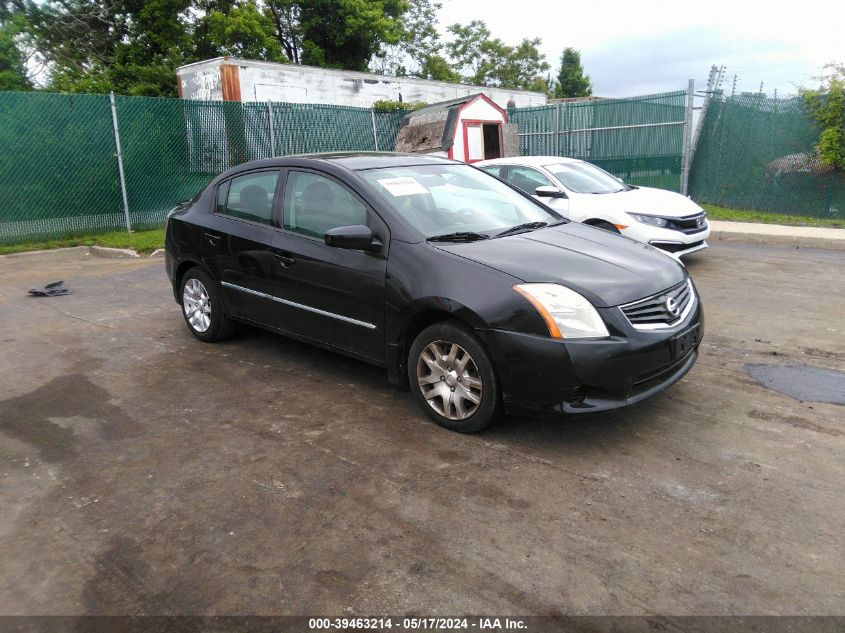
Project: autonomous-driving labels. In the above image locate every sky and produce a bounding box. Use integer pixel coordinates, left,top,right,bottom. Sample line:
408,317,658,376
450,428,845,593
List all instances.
437,0,844,98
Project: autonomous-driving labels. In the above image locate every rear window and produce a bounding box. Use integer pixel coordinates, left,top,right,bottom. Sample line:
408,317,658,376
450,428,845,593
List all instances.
217,171,280,225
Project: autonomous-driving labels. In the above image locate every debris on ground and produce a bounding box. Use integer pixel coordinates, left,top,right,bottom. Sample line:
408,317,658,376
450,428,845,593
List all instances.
28,280,71,297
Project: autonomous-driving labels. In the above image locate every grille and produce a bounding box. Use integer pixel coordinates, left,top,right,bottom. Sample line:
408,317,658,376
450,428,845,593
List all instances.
651,240,705,253
620,279,694,328
668,212,707,234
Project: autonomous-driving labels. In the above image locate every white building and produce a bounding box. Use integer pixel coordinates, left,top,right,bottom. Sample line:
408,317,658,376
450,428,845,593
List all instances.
176,57,547,110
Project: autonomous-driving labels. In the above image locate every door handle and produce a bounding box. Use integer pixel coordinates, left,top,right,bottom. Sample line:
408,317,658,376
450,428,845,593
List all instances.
205,232,223,243
274,253,296,267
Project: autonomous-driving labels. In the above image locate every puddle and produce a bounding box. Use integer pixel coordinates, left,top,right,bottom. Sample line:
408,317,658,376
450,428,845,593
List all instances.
745,363,845,405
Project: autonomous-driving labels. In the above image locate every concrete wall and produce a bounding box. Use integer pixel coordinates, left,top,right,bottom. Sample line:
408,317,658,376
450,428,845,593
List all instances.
177,58,547,109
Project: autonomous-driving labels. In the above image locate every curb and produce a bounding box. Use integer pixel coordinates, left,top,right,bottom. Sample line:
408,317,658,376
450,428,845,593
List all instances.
0,245,91,259
90,245,139,258
0,245,165,259
708,222,845,251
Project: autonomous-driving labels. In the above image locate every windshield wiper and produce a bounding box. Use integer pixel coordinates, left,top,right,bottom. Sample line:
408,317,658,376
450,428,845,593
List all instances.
427,231,490,242
494,221,548,238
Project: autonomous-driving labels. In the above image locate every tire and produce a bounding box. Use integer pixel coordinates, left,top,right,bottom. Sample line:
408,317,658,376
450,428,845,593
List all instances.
408,320,502,433
179,266,236,342
588,220,621,234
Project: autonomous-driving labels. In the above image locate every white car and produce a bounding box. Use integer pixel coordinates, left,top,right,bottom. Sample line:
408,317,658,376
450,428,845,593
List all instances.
476,156,709,258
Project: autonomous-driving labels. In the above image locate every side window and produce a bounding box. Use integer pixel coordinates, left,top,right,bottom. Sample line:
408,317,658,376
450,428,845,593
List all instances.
506,166,554,194
219,171,279,225
284,171,369,239
479,165,502,177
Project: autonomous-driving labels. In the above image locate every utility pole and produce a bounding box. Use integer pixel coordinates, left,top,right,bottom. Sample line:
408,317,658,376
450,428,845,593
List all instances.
716,65,725,94
691,66,716,152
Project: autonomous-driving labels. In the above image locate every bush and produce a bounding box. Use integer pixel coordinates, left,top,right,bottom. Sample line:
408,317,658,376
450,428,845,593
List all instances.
371,99,427,113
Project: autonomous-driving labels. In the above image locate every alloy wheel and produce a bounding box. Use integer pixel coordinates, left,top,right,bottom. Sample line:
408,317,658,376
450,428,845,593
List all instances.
183,278,212,333
416,340,483,420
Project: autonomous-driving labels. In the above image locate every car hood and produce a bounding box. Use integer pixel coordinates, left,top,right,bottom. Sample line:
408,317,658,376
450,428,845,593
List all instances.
570,186,703,218
433,222,686,307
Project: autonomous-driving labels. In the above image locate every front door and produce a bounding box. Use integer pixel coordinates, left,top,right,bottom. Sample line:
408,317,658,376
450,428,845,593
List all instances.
503,165,570,216
201,169,281,327
272,169,388,362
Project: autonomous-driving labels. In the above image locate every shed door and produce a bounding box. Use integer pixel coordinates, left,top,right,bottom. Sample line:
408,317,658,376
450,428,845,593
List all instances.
462,121,503,163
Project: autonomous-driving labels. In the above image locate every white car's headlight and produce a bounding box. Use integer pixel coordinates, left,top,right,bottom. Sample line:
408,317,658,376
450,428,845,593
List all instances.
629,213,669,228
514,284,610,339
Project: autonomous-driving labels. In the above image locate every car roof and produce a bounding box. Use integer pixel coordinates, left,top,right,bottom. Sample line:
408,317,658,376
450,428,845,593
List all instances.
223,152,459,174
477,155,583,168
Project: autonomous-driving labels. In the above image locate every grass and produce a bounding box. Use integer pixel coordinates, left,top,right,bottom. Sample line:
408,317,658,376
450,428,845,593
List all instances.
1,204,843,256
702,204,845,229
0,228,165,256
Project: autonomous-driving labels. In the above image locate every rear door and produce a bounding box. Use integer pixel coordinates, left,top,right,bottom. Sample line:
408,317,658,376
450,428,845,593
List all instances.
201,169,282,327
271,169,388,362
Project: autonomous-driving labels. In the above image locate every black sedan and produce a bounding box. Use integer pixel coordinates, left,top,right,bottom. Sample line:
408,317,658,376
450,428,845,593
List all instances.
165,153,703,432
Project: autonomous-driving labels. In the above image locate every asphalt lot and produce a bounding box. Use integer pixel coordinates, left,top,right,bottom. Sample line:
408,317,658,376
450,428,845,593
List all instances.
0,242,843,616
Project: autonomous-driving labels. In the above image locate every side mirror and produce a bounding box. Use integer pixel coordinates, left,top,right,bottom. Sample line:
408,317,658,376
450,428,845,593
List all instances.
324,225,382,251
535,186,567,199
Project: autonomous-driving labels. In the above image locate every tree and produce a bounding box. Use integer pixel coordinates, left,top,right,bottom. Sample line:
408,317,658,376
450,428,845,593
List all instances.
418,53,459,82
446,20,549,90
445,20,490,85
492,37,549,91
802,63,845,170
371,0,456,80
0,2,31,90
554,47,591,98
261,0,409,72
26,0,193,96
202,0,287,61
265,0,302,64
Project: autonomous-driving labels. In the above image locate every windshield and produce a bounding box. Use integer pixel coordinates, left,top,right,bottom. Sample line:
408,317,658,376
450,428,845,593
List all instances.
360,164,560,239
545,162,628,194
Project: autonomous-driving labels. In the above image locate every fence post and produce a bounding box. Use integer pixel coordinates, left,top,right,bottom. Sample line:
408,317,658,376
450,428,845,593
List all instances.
109,91,132,233
371,109,379,151
267,101,276,157
680,79,695,196
555,102,561,156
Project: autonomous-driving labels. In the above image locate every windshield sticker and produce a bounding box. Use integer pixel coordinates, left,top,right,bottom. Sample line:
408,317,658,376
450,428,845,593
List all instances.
377,176,429,196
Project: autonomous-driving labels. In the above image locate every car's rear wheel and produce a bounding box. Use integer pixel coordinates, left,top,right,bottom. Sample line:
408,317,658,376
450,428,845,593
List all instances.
408,321,501,433
180,267,235,342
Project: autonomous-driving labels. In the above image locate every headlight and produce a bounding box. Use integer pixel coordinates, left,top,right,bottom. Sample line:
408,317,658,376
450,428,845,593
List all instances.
629,213,669,228
513,284,610,339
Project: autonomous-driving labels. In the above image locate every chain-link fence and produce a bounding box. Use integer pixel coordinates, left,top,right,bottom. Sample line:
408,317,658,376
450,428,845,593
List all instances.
0,91,407,243
689,93,844,218
509,90,689,192
1,87,699,244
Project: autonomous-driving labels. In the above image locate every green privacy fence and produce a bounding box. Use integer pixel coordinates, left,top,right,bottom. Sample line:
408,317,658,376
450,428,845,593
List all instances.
509,91,688,192
0,92,125,239
689,93,844,218
0,90,407,243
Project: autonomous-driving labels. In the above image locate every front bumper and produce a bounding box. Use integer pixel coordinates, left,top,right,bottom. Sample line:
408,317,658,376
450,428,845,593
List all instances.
623,222,710,259
478,297,703,417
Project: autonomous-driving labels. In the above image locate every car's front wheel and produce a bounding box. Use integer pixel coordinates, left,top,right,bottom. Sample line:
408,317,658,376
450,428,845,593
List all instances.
180,267,235,342
408,321,501,433
588,220,621,234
